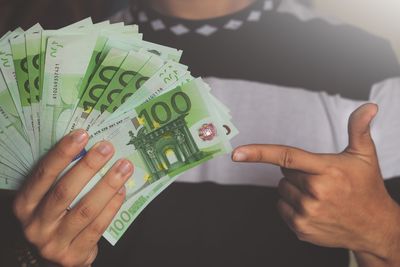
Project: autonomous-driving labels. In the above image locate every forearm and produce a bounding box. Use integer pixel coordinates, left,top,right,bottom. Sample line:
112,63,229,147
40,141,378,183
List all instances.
355,252,386,267
355,183,400,267
353,223,400,267
355,250,400,267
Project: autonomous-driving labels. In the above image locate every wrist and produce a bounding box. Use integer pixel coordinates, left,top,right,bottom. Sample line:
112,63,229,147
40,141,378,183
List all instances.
355,201,400,266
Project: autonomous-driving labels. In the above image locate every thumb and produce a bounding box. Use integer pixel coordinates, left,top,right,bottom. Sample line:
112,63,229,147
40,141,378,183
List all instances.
346,103,378,155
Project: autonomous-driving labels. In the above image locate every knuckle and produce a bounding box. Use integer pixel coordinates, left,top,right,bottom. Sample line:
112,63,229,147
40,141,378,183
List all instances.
30,160,58,185
24,223,39,245
280,149,295,169
76,205,94,222
290,215,308,235
24,221,51,248
326,166,352,194
297,196,310,214
301,200,320,218
304,180,324,200
91,222,107,237
24,225,63,262
54,140,76,159
255,150,264,162
59,254,78,267
39,242,60,262
110,196,124,212
35,162,46,178
104,175,122,192
38,246,53,261
32,162,50,182
51,183,70,203
81,154,101,172
326,166,344,179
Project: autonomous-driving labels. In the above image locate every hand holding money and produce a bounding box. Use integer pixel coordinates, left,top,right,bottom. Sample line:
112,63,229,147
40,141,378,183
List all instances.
233,104,400,267
1,18,237,245
13,130,133,266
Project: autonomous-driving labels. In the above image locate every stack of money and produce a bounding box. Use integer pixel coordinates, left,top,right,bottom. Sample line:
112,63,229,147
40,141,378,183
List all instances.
0,18,237,244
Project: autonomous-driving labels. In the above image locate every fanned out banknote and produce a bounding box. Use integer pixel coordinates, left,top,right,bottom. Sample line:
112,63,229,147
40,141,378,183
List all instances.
0,18,238,245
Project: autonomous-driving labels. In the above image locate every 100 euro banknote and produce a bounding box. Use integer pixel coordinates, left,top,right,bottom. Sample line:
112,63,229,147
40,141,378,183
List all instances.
68,78,235,244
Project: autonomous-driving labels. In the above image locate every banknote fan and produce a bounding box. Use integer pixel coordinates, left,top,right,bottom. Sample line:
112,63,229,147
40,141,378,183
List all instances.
0,18,237,244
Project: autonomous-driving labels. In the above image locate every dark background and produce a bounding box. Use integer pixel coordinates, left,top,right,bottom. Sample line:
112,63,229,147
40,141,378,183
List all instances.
0,0,129,35
0,0,314,35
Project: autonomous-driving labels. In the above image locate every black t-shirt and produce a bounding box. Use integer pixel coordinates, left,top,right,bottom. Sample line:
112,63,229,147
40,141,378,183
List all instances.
93,1,400,267
115,0,399,100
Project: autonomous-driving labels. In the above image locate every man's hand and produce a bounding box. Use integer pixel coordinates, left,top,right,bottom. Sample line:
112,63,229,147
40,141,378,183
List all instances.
232,103,400,267
13,130,134,267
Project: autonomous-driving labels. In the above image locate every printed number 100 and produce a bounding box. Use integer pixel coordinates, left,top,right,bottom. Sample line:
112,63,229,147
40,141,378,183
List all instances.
138,91,192,129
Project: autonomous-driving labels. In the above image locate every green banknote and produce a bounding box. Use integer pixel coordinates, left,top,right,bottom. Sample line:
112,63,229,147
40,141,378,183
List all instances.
0,71,25,136
62,17,93,30
71,26,141,101
65,34,181,134
0,160,24,181
96,73,237,145
88,72,196,149
0,107,33,170
0,162,21,180
10,24,42,161
40,32,100,155
37,18,98,141
38,18,94,97
38,23,141,155
0,72,31,171
97,60,189,126
66,47,129,133
0,174,21,190
0,31,11,42
0,137,28,174
72,78,233,245
0,126,30,174
26,29,42,154
98,36,182,66
0,29,28,140
80,50,155,131
72,33,131,101
84,50,165,130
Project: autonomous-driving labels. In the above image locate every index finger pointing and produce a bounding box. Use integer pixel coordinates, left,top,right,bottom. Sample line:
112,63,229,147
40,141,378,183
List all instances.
232,144,327,174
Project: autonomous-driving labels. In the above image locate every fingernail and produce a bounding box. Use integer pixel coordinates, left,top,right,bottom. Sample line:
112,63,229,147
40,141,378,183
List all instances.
71,130,88,144
97,142,113,156
118,185,126,195
232,150,248,162
117,160,133,175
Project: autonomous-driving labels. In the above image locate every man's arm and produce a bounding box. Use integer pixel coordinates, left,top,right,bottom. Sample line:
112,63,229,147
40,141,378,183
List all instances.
233,103,400,267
